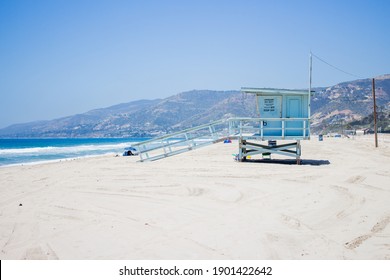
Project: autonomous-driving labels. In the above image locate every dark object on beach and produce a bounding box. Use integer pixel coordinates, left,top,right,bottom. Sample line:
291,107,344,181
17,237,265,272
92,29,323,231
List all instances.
19,203,23,206
123,147,139,156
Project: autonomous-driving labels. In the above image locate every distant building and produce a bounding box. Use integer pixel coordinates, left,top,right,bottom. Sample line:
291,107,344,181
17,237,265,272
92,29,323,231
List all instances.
356,130,365,136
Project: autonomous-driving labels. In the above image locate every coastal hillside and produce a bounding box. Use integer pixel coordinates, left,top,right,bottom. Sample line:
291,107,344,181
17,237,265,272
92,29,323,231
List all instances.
0,99,161,138
311,74,390,132
0,75,389,137
0,90,248,137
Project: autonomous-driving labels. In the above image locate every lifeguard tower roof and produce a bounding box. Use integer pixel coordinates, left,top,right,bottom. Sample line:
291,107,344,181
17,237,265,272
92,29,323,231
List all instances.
241,87,310,95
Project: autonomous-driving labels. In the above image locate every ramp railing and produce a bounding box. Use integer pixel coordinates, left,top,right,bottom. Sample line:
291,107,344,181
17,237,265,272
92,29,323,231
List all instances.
228,117,310,140
132,119,230,162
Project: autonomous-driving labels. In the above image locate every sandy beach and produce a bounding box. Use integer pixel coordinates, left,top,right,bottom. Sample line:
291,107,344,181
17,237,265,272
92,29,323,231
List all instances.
0,135,389,260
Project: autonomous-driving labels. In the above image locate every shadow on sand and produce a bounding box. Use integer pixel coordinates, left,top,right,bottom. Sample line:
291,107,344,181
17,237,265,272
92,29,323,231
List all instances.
243,159,331,166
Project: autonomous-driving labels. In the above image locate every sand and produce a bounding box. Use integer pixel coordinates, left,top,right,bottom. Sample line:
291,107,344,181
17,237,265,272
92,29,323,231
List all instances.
0,135,389,260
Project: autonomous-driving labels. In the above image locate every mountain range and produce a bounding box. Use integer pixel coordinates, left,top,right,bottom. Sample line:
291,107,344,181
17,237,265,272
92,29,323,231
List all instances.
1,75,389,138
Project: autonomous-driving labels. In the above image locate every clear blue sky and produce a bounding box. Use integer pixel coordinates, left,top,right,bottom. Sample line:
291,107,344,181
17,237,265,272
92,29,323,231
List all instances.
1,0,389,128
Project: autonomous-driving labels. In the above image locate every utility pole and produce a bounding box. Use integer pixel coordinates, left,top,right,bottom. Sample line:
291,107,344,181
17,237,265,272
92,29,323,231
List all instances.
372,78,378,147
309,52,312,135
309,52,312,96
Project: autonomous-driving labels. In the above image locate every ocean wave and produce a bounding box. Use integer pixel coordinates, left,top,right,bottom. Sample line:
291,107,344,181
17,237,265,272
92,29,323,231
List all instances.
0,142,133,156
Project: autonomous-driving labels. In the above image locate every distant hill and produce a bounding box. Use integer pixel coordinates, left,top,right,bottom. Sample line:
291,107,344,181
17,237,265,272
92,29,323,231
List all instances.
0,90,252,137
1,75,389,137
310,74,390,133
0,99,161,137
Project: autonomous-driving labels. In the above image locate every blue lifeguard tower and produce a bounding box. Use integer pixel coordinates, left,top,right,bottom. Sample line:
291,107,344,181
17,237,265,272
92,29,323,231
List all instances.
230,88,311,164
133,88,311,164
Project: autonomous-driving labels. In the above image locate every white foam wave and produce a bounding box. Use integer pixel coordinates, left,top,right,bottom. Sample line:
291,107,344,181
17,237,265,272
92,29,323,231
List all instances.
0,142,132,156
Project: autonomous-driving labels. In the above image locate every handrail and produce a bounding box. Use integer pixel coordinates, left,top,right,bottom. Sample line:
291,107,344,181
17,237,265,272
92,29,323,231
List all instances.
132,119,227,147
228,117,310,136
133,119,229,161
228,117,310,121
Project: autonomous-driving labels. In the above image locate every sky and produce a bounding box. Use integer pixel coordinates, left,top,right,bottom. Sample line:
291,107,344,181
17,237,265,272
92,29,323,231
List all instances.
0,0,389,128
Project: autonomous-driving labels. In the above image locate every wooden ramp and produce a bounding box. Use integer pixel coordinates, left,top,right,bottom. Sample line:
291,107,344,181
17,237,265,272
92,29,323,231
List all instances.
132,120,229,162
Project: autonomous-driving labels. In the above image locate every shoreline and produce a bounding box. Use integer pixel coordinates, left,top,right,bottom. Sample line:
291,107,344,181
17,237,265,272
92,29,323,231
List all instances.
0,137,143,167
0,152,120,169
0,136,389,259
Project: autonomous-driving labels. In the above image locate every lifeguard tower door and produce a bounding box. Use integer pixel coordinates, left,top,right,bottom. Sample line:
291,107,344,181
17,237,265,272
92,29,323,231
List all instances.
258,96,282,136
286,96,303,136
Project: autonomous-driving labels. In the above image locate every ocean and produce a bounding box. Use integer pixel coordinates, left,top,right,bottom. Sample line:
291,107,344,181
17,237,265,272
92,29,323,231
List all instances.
0,138,149,167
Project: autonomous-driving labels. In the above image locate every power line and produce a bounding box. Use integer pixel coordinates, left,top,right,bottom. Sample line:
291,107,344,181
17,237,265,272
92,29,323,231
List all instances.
311,52,364,79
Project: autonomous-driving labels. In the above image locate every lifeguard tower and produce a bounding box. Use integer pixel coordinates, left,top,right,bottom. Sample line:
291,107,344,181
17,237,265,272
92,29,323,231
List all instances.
230,88,311,164
132,88,311,164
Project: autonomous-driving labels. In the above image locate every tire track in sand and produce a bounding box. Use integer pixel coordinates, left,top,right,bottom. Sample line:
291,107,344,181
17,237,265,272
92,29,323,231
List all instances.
345,215,390,249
